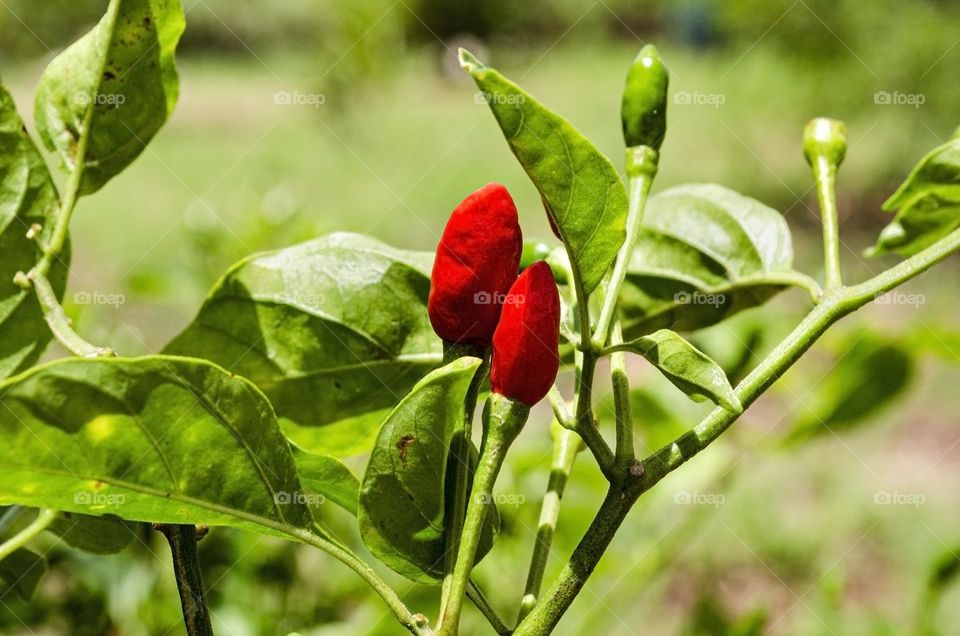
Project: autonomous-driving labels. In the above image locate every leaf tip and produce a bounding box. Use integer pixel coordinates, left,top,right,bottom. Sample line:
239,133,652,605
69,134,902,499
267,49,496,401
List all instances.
458,48,483,74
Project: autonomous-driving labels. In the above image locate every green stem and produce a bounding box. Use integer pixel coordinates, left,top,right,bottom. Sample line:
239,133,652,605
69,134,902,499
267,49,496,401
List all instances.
155,524,214,636
27,272,113,357
514,227,960,634
293,528,430,635
609,320,633,467
592,146,657,348
546,386,573,427
439,395,530,636
0,508,57,561
439,343,489,622
467,580,512,635
813,155,843,288
571,352,615,480
518,423,582,622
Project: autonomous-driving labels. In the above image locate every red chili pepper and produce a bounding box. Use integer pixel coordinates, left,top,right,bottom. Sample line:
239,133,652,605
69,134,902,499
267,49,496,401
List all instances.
428,183,523,345
490,261,561,406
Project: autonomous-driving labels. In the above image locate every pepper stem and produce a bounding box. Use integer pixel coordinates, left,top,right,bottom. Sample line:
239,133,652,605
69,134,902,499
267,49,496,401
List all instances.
437,393,530,636
803,117,848,290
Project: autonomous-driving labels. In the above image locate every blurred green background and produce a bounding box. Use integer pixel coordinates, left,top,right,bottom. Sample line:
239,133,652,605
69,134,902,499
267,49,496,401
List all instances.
1,0,959,634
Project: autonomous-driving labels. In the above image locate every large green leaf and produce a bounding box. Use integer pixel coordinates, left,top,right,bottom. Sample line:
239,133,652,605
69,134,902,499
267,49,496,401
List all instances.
165,232,443,429
49,513,136,554
0,548,45,600
1,506,135,555
359,358,498,583
282,409,388,459
868,137,960,257
621,184,817,336
34,0,185,194
291,445,359,516
0,84,68,380
610,329,741,412
460,49,628,295
0,356,313,535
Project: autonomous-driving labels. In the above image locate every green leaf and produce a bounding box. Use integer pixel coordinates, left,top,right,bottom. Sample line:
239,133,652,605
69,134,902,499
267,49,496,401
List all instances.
868,138,960,257
621,184,817,336
291,445,359,516
0,84,69,380
612,329,741,412
1,506,135,555
281,410,386,459
460,49,628,294
0,356,313,535
0,548,45,600
165,233,442,429
48,513,136,554
359,357,498,583
786,332,912,442
34,0,185,194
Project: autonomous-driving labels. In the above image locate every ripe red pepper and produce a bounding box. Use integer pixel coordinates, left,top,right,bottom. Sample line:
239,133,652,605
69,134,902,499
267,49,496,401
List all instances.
429,183,523,346
490,261,561,406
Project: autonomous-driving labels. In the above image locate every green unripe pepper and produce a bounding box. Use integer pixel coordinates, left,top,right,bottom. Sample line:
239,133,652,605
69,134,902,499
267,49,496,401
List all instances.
621,44,669,150
802,117,848,168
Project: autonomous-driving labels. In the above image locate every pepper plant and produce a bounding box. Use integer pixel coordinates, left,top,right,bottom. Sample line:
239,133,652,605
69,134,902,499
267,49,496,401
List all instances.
1,3,959,635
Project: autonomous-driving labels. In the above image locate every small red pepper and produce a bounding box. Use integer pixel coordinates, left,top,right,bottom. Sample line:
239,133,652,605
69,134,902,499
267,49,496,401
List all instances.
428,183,523,346
490,261,560,406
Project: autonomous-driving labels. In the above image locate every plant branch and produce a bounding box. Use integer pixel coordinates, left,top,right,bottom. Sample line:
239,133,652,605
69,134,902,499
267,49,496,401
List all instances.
291,527,429,635
514,226,960,633
518,423,581,622
439,344,489,620
468,580,513,635
546,386,573,427
570,352,615,480
608,320,633,466
592,147,656,347
813,155,843,288
439,396,529,635
155,524,214,636
26,272,114,357
0,508,57,561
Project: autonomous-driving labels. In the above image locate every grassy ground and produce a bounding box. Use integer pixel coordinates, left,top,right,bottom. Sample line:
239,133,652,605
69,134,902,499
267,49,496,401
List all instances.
2,40,959,635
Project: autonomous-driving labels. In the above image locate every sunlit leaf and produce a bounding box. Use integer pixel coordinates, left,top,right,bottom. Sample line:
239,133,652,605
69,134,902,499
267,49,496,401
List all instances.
460,49,628,295
165,233,443,429
0,356,313,536
611,329,741,412
35,0,185,194
359,357,498,583
622,184,817,336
